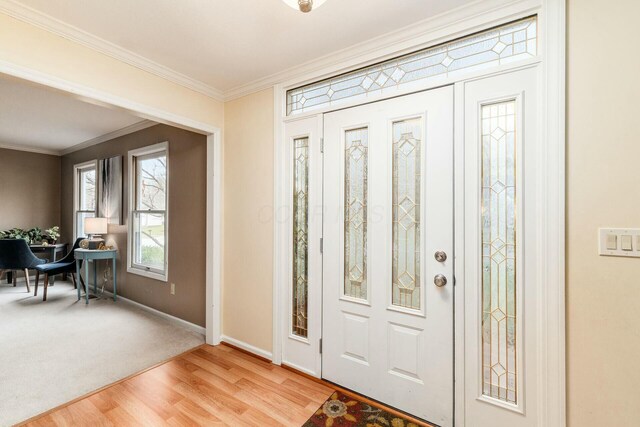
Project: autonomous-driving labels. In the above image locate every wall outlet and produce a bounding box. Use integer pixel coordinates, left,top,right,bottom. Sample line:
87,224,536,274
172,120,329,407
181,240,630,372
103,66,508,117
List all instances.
170,283,176,295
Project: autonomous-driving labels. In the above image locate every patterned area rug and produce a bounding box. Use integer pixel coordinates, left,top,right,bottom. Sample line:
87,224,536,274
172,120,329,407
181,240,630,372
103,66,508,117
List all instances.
303,391,424,427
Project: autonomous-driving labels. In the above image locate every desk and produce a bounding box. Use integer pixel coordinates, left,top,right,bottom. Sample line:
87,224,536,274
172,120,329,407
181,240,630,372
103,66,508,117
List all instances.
74,249,117,305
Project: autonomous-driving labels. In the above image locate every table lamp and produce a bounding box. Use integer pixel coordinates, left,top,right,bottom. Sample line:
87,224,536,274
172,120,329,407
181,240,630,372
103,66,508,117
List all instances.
84,217,108,249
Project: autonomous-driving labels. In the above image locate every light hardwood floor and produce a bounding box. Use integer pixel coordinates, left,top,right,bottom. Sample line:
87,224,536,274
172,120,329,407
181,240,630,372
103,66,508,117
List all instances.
20,343,433,426
21,344,334,426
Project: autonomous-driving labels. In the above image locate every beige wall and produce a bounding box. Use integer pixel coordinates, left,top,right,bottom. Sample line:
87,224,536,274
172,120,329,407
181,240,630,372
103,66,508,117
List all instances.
566,0,640,425
222,88,274,351
4,2,639,422
220,2,640,423
0,12,223,130
61,124,207,327
0,148,60,230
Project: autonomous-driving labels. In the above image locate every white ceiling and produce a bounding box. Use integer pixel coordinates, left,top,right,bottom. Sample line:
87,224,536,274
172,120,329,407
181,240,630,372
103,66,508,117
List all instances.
0,74,146,153
13,0,475,94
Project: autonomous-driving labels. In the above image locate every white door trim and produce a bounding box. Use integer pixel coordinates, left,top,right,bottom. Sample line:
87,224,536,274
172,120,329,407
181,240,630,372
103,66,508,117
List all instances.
537,1,566,425
273,1,565,425
273,84,285,365
0,58,223,346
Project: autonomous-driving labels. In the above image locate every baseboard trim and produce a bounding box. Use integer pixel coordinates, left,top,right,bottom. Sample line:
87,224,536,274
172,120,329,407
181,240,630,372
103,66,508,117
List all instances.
101,290,206,336
4,277,206,336
220,335,273,361
282,360,319,378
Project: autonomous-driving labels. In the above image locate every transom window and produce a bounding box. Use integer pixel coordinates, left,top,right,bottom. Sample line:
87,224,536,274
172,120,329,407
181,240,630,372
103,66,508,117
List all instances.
74,161,97,238
287,17,536,115
128,142,168,281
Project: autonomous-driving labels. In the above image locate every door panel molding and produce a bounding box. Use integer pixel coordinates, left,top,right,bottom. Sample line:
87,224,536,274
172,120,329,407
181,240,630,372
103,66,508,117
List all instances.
322,87,454,426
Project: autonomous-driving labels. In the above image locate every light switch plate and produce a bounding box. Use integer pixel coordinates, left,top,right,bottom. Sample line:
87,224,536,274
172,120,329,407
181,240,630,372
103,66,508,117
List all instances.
599,228,640,258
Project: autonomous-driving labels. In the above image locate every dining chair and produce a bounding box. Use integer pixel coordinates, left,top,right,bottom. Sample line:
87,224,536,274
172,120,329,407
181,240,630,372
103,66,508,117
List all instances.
0,239,47,293
34,238,85,301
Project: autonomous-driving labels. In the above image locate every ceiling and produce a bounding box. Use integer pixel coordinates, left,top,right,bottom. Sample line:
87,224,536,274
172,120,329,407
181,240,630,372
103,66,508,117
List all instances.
0,74,146,154
12,0,475,94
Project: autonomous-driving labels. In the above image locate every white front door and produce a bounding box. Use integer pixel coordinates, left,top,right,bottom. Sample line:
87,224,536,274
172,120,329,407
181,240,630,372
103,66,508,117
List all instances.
322,86,454,425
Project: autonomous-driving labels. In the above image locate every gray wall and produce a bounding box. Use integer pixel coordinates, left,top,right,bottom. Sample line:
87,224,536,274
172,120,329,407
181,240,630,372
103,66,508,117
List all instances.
61,124,207,327
0,148,61,231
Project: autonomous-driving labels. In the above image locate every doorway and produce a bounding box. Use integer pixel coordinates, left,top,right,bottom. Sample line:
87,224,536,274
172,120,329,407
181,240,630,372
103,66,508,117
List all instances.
322,87,454,425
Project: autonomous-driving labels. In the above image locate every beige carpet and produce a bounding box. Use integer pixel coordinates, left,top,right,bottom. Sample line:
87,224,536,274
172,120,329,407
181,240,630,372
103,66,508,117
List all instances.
0,277,205,426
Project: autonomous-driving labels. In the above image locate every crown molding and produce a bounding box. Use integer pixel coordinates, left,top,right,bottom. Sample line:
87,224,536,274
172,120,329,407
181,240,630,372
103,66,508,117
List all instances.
59,119,157,156
0,0,538,104
0,142,59,156
0,120,156,157
223,0,539,101
0,0,224,101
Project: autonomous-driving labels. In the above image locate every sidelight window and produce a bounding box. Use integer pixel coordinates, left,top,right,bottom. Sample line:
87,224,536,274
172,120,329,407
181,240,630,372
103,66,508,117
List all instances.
481,100,518,404
292,137,310,337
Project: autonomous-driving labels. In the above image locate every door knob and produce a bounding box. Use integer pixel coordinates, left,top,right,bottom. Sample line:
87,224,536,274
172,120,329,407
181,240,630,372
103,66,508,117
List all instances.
434,251,447,262
434,274,447,287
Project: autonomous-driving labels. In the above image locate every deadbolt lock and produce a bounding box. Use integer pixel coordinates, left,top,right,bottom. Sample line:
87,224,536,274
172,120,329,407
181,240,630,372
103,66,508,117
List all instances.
434,251,447,262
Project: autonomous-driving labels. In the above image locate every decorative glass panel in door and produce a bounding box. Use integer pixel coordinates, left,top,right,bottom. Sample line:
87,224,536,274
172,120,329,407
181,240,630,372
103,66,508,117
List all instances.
392,119,422,310
293,137,310,337
344,128,368,300
323,87,454,425
481,100,517,404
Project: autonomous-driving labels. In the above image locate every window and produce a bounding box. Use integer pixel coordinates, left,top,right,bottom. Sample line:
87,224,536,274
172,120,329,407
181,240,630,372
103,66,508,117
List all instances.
287,17,537,115
344,127,368,301
128,142,168,281
292,137,309,337
74,161,97,238
392,119,422,310
481,100,518,404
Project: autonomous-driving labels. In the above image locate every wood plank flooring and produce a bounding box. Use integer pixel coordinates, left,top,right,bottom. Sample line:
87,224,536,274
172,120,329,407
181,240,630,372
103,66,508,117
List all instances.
20,343,433,427
20,344,334,426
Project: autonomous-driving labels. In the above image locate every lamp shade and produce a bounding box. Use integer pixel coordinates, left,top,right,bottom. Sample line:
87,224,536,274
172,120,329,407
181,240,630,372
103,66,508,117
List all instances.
85,217,108,235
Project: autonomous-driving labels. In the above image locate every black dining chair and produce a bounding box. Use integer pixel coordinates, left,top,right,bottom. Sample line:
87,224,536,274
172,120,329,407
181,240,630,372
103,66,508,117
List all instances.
34,237,85,301
0,239,47,293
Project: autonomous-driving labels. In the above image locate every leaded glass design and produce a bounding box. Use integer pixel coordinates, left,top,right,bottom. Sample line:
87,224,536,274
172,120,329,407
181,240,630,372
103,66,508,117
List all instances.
481,101,517,404
344,128,368,300
287,17,536,115
292,137,310,337
392,119,422,310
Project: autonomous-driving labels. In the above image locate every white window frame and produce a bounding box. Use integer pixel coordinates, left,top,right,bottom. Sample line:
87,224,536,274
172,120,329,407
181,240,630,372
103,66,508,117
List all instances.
73,160,97,239
127,142,169,282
